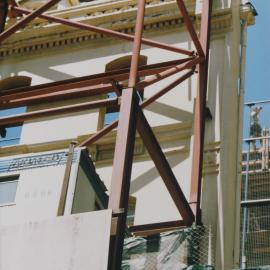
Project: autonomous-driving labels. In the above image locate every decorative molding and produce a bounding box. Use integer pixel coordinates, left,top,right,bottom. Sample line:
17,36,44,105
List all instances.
0,0,254,59
0,122,220,175
0,149,79,173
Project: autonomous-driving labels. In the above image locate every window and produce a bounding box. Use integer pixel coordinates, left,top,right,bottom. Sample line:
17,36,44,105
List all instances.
0,175,19,205
0,107,25,147
0,76,31,147
103,55,147,126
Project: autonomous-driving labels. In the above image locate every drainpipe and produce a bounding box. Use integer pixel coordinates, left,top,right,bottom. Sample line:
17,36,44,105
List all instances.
57,141,77,216
235,12,248,269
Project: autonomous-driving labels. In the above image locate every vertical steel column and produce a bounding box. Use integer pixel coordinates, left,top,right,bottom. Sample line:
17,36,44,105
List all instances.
0,1,8,33
108,1,146,269
189,0,212,222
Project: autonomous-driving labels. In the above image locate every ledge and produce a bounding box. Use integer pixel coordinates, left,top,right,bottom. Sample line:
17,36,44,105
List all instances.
0,121,220,175
0,0,255,59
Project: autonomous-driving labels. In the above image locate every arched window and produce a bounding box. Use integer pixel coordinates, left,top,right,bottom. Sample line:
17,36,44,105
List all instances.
102,55,147,126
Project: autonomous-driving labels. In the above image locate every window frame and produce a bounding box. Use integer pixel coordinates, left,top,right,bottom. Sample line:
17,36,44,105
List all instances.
99,55,148,128
0,174,20,207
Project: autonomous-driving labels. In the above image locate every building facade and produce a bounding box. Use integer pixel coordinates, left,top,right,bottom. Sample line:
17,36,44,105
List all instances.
0,0,255,269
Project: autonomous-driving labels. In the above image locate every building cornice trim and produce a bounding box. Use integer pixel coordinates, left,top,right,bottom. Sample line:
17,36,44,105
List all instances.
0,0,254,59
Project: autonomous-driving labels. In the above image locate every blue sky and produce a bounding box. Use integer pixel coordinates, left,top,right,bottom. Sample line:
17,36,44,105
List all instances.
242,0,270,138
245,0,270,102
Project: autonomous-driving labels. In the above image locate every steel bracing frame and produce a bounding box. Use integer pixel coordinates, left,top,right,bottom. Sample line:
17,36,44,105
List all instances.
0,1,212,269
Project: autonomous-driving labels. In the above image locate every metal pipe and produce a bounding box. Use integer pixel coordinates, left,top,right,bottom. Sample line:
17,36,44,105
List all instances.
0,98,118,126
241,141,251,269
1,58,199,109
57,141,76,216
176,0,205,57
136,108,194,225
0,0,61,44
78,70,193,147
245,99,270,106
137,56,201,88
128,0,146,88
0,58,192,100
141,70,194,108
189,0,212,221
108,2,146,267
234,17,248,266
78,120,118,147
12,5,194,56
243,135,270,142
241,198,270,208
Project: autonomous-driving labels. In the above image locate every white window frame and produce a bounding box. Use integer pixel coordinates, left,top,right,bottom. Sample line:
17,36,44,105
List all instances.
0,174,19,207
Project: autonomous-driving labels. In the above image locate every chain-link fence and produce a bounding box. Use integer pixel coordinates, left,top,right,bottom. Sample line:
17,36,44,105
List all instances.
122,226,215,270
240,101,270,269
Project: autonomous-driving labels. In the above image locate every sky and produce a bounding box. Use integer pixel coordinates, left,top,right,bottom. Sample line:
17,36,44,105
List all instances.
245,0,270,102
243,0,270,138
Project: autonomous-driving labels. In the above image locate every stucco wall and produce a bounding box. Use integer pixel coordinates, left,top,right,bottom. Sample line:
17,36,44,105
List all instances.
0,1,246,268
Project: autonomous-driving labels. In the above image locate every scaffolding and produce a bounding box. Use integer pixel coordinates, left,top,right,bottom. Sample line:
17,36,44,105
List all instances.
0,0,212,269
241,100,270,269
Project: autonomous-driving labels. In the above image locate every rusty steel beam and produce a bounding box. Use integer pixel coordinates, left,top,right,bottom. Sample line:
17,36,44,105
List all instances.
0,57,192,99
78,120,118,147
0,58,191,97
141,70,194,108
176,0,204,57
108,1,145,269
138,56,201,88
0,0,61,44
136,108,194,225
0,84,115,109
7,0,20,18
0,57,199,109
0,1,8,33
129,220,186,236
128,0,145,88
12,5,194,56
190,0,212,222
0,98,118,127
108,89,139,270
78,70,193,147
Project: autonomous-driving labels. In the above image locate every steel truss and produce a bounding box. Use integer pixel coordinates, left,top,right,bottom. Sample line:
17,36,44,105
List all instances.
0,0,212,269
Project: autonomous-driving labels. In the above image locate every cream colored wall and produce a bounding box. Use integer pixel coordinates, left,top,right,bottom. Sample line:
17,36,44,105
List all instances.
0,150,79,226
0,211,112,270
0,3,245,268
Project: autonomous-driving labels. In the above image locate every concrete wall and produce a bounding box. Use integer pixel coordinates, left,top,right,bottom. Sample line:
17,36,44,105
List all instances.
0,150,76,225
0,210,112,270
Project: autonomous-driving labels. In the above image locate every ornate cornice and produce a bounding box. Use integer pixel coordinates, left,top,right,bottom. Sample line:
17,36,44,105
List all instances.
0,122,220,175
0,0,254,59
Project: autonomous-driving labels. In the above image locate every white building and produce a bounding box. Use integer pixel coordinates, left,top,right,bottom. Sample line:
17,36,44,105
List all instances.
0,0,255,269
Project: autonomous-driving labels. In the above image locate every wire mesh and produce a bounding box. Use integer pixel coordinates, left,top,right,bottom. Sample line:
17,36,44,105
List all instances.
240,205,270,268
240,101,270,269
122,226,215,270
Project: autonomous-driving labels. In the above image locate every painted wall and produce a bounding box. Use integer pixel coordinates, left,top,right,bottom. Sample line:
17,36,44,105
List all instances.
0,210,112,270
0,148,102,226
0,1,245,268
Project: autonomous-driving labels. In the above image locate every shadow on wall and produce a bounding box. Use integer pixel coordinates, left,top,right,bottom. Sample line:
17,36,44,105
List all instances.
130,151,189,194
